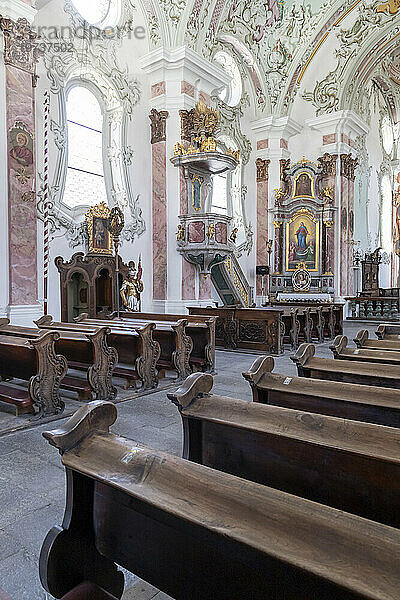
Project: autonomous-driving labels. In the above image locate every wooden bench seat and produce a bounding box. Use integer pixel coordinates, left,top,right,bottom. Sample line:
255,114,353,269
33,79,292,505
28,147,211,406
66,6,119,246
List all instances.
85,312,216,374
0,382,35,416
170,372,400,527
40,401,400,600
330,335,400,365
35,317,160,390
242,355,400,427
354,328,400,351
291,342,400,389
0,320,117,403
376,323,400,340
0,331,67,417
75,315,193,380
61,375,93,402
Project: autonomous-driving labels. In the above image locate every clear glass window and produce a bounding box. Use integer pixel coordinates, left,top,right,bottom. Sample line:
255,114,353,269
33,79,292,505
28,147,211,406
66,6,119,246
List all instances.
214,51,242,107
71,0,120,29
63,86,108,208
211,173,228,214
382,115,394,156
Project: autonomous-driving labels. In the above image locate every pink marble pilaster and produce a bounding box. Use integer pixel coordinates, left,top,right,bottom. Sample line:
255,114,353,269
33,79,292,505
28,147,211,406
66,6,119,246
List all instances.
199,273,211,300
6,65,37,306
256,159,269,295
152,141,167,300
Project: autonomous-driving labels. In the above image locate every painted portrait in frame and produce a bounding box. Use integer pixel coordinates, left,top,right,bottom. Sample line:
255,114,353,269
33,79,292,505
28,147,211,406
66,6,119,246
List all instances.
292,171,314,199
85,202,113,255
286,209,319,271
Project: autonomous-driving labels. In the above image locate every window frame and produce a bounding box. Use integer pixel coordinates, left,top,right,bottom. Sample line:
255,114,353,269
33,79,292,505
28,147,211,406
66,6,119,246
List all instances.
70,0,122,29
63,83,108,210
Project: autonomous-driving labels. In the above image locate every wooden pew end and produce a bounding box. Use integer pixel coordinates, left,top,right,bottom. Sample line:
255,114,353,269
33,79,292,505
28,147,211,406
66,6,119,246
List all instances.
34,315,54,328
242,356,275,385
376,324,385,340
0,318,10,327
168,372,213,410
354,329,368,348
74,313,89,323
290,343,315,366
329,335,348,357
43,400,117,453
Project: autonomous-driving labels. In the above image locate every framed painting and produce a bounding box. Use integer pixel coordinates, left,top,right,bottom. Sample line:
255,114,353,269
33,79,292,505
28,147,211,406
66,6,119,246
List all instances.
85,202,113,255
286,209,319,272
291,171,315,199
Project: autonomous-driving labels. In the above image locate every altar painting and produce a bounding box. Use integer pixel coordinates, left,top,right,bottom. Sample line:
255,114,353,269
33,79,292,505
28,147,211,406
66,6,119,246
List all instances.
292,171,314,199
286,211,319,271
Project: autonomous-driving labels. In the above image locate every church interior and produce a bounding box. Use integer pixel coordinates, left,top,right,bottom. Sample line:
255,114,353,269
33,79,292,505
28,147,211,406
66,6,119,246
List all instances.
0,0,399,598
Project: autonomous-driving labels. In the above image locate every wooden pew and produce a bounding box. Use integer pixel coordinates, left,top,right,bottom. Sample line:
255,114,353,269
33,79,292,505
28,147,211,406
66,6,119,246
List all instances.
75,314,194,380
355,328,400,351
0,331,67,416
272,302,343,338
40,401,400,600
0,320,117,402
113,311,216,374
291,342,400,389
170,372,400,527
376,323,400,340
187,306,283,354
331,334,400,366
242,355,400,427
35,316,161,390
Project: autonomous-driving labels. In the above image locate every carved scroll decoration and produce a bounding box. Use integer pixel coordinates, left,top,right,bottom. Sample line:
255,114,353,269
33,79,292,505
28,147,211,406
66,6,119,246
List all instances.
171,320,193,380
135,323,161,389
86,328,118,402
29,331,68,417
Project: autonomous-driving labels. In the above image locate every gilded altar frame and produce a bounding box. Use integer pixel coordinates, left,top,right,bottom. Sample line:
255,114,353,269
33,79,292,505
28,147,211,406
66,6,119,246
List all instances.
286,208,319,272
85,202,113,255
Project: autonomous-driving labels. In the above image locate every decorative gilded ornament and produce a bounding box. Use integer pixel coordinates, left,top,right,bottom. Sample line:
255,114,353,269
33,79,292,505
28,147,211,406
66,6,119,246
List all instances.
176,224,185,241
274,188,286,200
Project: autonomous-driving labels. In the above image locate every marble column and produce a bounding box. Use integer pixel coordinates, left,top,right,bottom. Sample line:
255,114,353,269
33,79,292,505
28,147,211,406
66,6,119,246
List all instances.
340,154,358,296
318,153,337,277
0,15,41,323
179,109,196,301
256,159,270,296
273,221,284,274
150,109,169,302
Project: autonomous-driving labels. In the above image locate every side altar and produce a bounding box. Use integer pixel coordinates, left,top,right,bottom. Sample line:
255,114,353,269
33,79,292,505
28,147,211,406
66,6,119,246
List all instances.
271,158,335,300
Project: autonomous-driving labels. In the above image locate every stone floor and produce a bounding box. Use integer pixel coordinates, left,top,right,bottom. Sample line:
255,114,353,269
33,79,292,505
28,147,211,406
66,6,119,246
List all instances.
0,322,377,599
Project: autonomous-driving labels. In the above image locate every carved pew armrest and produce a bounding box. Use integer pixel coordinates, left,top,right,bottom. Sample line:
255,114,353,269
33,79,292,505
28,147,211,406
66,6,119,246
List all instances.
329,335,348,357
290,343,315,366
168,372,213,410
242,356,275,385
43,400,117,453
354,329,368,348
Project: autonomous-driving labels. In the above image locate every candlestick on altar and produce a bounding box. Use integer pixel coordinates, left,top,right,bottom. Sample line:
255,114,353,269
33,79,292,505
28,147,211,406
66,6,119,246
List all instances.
106,207,125,317
43,90,50,315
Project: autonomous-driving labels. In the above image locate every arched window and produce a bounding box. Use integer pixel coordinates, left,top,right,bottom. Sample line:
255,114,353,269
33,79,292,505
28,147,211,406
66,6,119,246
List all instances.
211,173,228,214
63,86,108,209
381,174,393,251
214,51,242,107
381,115,394,156
71,0,121,29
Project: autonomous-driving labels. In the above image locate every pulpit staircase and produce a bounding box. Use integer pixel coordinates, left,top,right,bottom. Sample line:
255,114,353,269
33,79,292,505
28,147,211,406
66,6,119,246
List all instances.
211,255,253,307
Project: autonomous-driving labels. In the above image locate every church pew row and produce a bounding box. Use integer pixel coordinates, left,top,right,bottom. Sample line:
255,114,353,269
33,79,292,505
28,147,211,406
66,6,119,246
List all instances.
0,331,67,417
242,355,400,427
187,306,284,353
112,311,216,373
35,316,161,390
330,334,400,365
40,401,400,600
376,323,400,340
0,320,117,403
170,372,400,528
75,313,215,377
355,328,400,351
291,342,400,389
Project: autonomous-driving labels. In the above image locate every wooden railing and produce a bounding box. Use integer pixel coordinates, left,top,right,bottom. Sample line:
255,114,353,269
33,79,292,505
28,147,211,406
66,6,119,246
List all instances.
346,296,400,320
